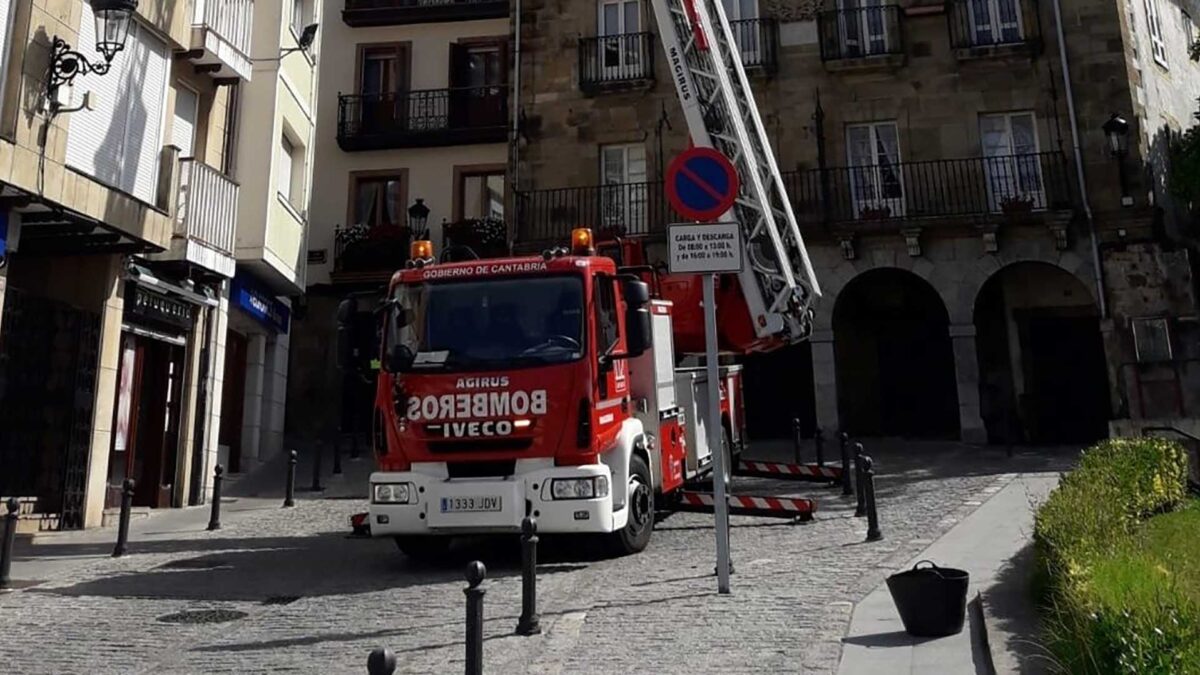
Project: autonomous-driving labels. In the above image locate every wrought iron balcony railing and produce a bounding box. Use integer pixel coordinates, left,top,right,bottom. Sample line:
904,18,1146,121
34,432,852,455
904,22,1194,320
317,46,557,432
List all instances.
337,86,508,151
947,0,1042,51
579,33,656,91
818,6,904,61
342,0,508,27
729,18,779,71
333,223,411,278
515,152,1073,243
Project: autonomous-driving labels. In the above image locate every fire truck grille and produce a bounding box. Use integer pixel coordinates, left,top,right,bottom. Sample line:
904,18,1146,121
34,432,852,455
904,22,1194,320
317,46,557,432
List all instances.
428,438,534,454
447,460,517,479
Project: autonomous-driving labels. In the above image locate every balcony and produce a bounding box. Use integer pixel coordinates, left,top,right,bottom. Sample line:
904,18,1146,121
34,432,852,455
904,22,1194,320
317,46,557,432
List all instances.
332,223,411,282
342,0,508,27
578,33,656,93
729,18,779,72
947,0,1042,58
818,6,904,67
336,86,508,151
188,0,253,81
158,159,239,277
514,152,1073,244
785,152,1071,227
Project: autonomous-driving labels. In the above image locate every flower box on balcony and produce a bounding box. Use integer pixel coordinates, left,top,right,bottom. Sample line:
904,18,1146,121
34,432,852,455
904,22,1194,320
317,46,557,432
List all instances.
336,224,412,272
443,218,509,259
860,206,892,221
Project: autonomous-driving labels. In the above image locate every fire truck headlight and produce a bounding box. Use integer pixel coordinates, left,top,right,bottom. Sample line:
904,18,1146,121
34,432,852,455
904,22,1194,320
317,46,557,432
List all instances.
373,483,413,504
551,477,607,500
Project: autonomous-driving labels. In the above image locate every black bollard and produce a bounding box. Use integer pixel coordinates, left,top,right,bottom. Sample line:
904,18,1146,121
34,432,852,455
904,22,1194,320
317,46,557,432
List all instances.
207,465,224,531
310,440,324,492
284,450,297,508
333,434,343,476
1,497,18,588
366,647,397,675
854,442,866,518
814,427,825,467
516,517,542,636
350,430,361,460
839,433,853,496
863,455,883,542
112,479,134,557
464,561,487,675
792,417,803,465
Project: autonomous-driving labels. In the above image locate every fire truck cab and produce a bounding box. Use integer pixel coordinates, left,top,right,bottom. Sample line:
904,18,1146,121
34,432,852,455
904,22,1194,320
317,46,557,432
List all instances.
337,231,744,558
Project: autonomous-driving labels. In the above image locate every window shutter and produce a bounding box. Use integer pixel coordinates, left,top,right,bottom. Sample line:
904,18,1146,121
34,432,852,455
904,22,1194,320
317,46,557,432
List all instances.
66,0,130,186
0,0,15,97
449,43,469,88
126,24,169,202
172,87,199,158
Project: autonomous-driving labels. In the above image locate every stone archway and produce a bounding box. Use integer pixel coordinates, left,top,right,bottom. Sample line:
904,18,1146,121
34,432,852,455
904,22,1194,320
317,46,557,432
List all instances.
832,268,960,438
974,261,1110,444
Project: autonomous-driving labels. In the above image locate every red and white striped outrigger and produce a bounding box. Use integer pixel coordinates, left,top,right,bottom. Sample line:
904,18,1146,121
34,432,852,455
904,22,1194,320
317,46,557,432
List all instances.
670,490,817,521
735,459,843,483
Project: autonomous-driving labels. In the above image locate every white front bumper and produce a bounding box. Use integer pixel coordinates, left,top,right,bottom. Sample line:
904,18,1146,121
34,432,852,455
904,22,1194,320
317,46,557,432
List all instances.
369,461,626,536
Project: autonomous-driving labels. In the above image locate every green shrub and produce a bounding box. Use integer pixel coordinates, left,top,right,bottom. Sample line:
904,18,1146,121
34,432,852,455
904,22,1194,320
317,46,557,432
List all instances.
1034,438,1194,674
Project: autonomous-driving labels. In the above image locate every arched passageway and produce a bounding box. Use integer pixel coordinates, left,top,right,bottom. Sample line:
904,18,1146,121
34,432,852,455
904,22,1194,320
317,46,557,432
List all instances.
742,341,816,441
833,269,959,438
974,262,1110,444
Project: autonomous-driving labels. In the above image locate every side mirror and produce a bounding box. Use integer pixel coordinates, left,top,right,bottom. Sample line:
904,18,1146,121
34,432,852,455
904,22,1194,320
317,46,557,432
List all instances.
622,279,652,358
335,298,358,372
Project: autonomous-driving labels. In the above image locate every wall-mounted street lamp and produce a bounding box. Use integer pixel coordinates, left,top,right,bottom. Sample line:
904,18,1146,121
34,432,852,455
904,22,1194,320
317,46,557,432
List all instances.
408,198,431,238
47,0,138,101
250,23,319,62
1102,113,1134,207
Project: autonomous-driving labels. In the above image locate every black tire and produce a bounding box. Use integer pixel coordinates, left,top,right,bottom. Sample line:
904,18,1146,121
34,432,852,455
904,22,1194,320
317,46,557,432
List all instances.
394,536,452,561
609,454,654,555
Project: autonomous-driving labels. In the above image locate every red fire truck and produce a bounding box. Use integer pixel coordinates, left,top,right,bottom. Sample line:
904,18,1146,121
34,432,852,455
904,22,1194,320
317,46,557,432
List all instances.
335,0,822,558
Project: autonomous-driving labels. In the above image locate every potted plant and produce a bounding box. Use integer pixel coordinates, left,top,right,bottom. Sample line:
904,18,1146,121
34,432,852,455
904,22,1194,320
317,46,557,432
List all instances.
444,217,509,258
337,223,411,272
859,204,891,220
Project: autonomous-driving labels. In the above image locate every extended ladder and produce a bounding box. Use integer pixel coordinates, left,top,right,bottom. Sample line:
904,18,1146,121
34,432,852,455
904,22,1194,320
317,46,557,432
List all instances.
650,0,822,343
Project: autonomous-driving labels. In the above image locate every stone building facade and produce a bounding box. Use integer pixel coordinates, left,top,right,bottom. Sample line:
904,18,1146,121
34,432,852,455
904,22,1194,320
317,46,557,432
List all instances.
511,0,1200,443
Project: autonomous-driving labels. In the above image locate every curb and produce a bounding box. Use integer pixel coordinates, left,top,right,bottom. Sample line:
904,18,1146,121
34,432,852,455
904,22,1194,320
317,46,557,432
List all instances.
971,590,998,675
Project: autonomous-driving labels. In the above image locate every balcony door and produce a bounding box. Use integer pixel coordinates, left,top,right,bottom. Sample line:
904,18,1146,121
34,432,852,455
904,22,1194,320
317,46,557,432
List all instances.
722,0,761,65
980,112,1044,211
600,144,648,234
599,0,644,80
837,0,890,57
450,40,507,131
358,44,408,134
967,0,1023,45
846,121,905,219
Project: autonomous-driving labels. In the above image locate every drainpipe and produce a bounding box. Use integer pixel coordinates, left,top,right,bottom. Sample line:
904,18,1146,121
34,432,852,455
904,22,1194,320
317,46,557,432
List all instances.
1051,0,1108,317
511,0,523,203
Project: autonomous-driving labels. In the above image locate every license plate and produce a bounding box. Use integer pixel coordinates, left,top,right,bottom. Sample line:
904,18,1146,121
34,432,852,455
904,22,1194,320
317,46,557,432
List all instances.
440,496,501,513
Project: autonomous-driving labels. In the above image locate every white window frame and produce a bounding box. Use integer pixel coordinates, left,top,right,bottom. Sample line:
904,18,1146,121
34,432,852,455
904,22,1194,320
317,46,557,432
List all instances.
599,143,647,232
279,135,295,205
845,121,906,218
979,111,1046,212
171,83,200,159
1145,0,1168,68
967,0,1025,46
722,0,762,63
597,0,644,79
836,0,891,57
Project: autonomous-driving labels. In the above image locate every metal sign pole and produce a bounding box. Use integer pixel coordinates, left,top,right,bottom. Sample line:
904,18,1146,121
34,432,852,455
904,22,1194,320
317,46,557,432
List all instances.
703,272,731,594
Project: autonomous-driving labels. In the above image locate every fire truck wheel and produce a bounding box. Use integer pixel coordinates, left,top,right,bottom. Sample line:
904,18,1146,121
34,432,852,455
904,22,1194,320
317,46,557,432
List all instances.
394,536,452,561
610,454,654,555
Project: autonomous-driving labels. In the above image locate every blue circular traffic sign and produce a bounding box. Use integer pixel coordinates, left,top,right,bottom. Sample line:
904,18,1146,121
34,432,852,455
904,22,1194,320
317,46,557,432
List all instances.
665,147,740,222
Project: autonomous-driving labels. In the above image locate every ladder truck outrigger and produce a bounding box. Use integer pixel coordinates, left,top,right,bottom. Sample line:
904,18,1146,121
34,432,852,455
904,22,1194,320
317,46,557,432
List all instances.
335,0,824,559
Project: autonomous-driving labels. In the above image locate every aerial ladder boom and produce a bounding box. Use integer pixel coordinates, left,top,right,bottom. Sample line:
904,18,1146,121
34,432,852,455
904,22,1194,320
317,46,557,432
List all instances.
649,0,822,344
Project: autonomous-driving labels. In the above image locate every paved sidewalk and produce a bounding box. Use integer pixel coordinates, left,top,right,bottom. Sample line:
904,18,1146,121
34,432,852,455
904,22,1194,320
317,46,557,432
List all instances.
837,473,1059,675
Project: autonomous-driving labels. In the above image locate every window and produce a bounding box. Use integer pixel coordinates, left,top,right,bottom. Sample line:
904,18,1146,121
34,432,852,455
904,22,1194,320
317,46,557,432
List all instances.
979,112,1045,210
292,0,306,37
1184,10,1197,54
1132,317,1172,362
1145,0,1167,67
598,0,644,75
594,275,619,356
351,173,406,229
835,0,891,57
459,169,505,221
171,86,199,159
279,135,304,210
0,0,17,107
967,0,1024,46
600,143,647,232
357,44,408,133
65,5,169,204
845,121,904,218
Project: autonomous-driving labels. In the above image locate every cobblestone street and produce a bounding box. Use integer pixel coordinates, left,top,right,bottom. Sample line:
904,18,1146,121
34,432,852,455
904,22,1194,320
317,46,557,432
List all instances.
0,441,1076,674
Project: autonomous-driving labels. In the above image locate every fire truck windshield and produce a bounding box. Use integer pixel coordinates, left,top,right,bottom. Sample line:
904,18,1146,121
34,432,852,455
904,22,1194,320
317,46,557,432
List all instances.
389,275,585,372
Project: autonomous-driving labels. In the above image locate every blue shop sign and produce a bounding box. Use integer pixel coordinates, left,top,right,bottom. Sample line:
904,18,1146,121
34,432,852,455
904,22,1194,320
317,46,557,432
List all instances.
0,210,9,258
232,274,290,334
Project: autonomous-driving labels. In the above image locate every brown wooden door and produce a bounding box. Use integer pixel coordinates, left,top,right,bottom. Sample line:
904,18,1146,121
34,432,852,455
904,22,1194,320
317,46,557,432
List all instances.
449,41,506,129
220,330,248,473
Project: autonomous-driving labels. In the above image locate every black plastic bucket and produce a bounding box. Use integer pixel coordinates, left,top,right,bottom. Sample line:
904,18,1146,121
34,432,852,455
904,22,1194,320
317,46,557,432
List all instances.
885,560,969,637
